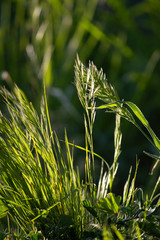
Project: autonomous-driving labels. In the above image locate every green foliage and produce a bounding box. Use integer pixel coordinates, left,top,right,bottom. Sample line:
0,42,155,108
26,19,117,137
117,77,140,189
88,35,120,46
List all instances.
75,57,160,239
75,56,160,174
1,0,160,239
96,193,121,215
0,57,160,239
0,85,90,239
1,0,160,199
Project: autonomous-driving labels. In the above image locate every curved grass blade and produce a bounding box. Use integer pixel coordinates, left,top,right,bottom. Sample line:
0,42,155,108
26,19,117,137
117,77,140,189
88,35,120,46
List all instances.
125,101,160,151
88,103,118,110
60,140,110,170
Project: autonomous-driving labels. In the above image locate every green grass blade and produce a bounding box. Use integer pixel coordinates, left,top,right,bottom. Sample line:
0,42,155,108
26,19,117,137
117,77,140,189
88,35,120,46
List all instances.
88,103,118,110
123,166,132,204
103,225,114,240
125,101,160,151
111,224,124,240
150,176,160,201
126,159,139,206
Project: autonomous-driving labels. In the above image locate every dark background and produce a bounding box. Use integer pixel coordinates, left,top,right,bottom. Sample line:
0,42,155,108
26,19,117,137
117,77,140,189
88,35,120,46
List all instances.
0,0,160,195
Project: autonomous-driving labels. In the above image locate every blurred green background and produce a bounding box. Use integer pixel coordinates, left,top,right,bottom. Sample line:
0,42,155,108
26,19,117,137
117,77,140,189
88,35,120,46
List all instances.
0,0,160,194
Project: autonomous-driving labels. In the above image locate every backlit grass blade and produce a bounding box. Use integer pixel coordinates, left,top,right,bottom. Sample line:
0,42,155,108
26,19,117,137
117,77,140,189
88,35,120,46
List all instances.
125,101,160,151
111,224,124,240
89,103,118,110
60,139,109,169
150,176,160,201
123,166,132,204
126,159,139,206
103,225,114,240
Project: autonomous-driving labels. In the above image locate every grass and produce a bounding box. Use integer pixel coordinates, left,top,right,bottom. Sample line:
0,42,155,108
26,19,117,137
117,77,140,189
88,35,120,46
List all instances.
0,58,160,239
0,84,88,239
1,0,160,192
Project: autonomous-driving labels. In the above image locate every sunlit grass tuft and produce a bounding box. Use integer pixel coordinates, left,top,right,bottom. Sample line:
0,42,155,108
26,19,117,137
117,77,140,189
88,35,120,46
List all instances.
0,85,92,239
0,58,160,239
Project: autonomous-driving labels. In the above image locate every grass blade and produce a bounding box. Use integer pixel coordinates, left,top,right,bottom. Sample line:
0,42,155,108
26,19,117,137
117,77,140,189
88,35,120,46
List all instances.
125,101,160,151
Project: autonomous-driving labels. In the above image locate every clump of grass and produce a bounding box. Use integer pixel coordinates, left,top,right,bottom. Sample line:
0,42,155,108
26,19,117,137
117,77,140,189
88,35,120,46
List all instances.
0,58,160,239
0,80,118,239
0,84,93,239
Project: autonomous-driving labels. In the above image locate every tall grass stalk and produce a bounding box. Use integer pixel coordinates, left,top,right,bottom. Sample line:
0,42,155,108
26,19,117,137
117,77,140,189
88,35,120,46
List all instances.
75,57,160,239
75,56,160,174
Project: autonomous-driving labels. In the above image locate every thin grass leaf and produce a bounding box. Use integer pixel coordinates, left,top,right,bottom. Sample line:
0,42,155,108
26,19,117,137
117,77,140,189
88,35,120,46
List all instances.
125,101,160,151
143,151,160,175
150,176,160,201
135,223,142,240
60,139,109,169
123,166,132,204
111,224,124,240
89,102,118,110
126,159,139,206
110,113,122,190
103,225,114,240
